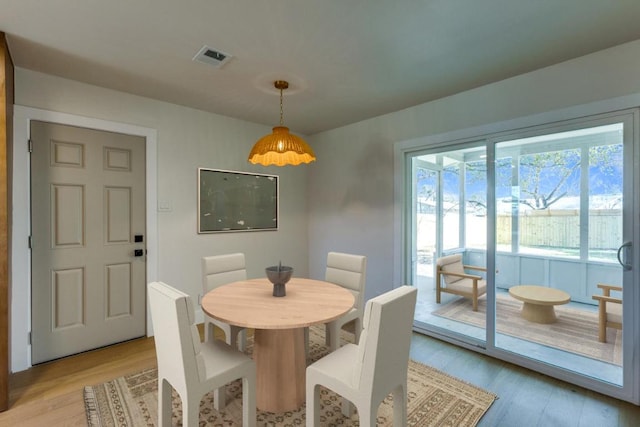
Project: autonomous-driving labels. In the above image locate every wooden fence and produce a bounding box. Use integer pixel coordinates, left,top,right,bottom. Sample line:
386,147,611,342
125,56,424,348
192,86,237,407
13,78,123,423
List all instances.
497,209,621,249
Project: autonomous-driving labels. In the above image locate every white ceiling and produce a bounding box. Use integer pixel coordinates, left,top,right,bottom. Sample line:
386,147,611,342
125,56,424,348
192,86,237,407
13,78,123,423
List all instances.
2,1,640,135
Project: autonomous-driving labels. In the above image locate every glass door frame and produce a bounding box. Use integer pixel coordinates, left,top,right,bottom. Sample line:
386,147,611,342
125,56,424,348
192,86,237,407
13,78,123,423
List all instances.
394,108,640,404
409,141,490,348
488,112,635,387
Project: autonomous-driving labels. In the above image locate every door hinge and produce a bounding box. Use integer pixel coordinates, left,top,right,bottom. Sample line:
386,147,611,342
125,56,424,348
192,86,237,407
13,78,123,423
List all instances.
28,235,32,249
28,332,31,345
28,139,33,153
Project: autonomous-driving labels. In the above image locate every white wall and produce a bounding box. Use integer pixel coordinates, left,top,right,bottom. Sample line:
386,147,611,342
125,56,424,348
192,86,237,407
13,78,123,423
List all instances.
307,39,640,301
12,69,310,371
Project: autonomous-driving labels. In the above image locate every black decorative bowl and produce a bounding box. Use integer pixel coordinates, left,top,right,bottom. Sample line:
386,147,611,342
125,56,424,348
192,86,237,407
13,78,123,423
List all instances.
266,266,293,297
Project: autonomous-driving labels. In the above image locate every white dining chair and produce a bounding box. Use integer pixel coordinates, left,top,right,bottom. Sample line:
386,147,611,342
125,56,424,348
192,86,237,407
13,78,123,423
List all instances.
306,285,417,426
148,281,256,427
323,251,367,351
202,253,248,351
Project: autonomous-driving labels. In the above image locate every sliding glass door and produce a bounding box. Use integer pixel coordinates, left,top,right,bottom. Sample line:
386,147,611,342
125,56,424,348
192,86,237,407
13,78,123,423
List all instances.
493,119,627,386
404,109,638,402
410,143,488,345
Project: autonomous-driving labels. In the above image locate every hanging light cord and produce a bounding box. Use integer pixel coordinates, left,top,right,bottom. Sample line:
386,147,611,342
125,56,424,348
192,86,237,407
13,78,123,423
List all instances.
273,79,288,126
279,87,284,126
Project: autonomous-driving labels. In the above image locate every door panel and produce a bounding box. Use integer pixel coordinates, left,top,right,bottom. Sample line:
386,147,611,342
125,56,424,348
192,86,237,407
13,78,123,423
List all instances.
52,184,84,247
52,267,84,329
31,121,146,364
106,262,132,318
493,121,626,385
411,144,488,345
105,186,131,243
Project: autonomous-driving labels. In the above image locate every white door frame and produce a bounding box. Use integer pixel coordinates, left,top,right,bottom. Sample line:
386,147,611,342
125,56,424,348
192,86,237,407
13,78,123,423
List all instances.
11,105,158,372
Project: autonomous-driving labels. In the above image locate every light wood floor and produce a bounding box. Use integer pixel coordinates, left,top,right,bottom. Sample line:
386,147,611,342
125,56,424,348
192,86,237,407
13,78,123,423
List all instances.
1,337,157,427
1,328,639,426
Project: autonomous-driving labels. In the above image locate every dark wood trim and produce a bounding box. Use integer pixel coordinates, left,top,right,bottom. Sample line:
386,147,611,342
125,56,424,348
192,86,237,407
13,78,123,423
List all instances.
0,31,14,412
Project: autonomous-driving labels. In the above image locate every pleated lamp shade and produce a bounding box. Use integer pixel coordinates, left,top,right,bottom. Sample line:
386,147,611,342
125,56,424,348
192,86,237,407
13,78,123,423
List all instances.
248,126,316,166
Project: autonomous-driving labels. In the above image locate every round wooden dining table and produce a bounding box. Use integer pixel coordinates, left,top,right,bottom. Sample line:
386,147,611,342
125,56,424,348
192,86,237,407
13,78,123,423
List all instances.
201,277,355,413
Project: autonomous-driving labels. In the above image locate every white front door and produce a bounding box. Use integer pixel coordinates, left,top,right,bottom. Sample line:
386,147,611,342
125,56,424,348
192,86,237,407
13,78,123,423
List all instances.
30,121,147,364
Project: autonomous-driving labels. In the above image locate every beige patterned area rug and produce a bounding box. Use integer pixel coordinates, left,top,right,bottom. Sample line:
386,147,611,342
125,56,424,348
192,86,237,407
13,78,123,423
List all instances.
84,327,497,426
433,294,622,366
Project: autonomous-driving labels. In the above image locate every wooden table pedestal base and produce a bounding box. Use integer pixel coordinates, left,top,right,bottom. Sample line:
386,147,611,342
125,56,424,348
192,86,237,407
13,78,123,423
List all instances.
521,302,558,324
253,328,306,412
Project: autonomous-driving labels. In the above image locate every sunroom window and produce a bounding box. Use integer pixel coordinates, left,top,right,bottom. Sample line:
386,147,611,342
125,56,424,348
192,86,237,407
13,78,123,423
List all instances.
497,123,623,262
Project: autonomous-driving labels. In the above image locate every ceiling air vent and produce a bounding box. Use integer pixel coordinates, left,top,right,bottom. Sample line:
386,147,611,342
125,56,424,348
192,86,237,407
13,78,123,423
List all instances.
193,45,233,69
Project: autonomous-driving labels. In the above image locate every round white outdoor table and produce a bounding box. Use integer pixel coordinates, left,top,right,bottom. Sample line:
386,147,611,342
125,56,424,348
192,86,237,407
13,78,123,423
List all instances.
508,285,571,324
201,277,354,413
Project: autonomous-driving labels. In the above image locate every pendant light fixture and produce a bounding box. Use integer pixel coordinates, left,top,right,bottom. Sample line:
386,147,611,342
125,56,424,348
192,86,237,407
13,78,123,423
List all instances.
248,80,316,166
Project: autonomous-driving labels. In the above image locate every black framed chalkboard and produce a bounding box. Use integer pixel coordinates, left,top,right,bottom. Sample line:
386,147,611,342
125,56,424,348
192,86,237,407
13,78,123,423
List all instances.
198,168,279,233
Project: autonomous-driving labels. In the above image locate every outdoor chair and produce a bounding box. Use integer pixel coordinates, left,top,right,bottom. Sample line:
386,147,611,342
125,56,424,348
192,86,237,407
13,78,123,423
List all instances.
306,286,417,427
436,253,486,311
202,253,248,351
148,281,256,427
592,283,622,343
